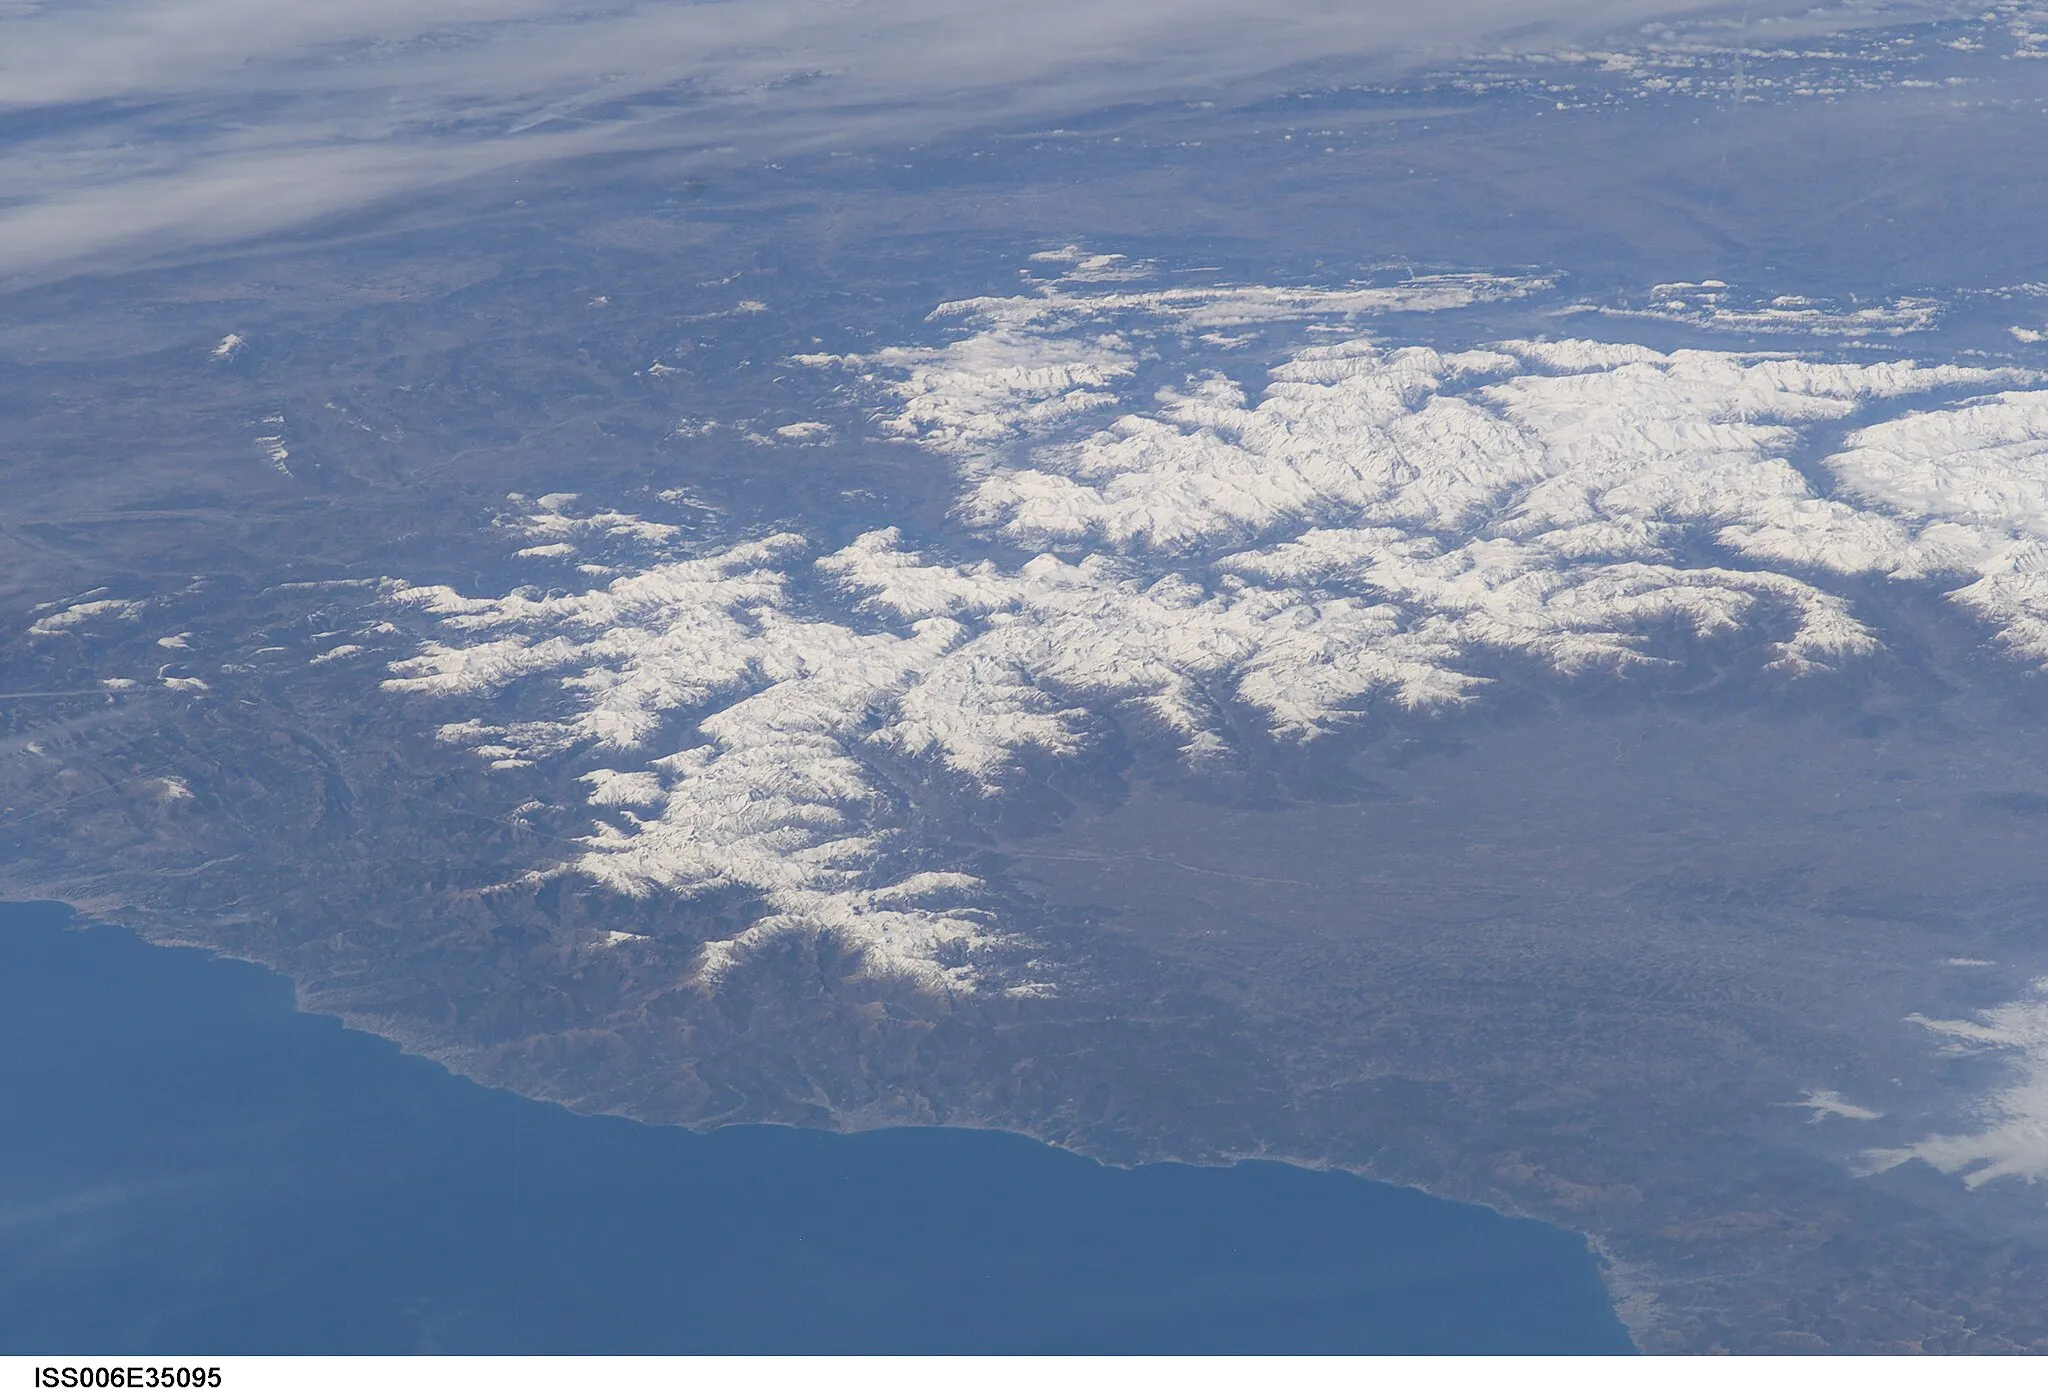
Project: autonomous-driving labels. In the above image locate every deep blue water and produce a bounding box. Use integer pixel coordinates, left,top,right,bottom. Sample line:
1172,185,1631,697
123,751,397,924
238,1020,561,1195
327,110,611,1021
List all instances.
0,902,1632,1354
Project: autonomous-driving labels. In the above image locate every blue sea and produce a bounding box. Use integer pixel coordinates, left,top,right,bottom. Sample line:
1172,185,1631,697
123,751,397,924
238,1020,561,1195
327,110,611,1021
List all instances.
0,902,1632,1354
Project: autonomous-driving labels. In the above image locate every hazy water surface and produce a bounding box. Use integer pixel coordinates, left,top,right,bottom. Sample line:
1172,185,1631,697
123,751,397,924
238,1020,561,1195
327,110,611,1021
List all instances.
0,902,1632,1354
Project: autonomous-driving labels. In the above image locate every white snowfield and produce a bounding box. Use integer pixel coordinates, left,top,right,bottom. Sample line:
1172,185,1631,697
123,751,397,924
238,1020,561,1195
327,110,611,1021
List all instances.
26,594,145,636
380,268,2048,999
1582,282,1945,339
792,260,1549,470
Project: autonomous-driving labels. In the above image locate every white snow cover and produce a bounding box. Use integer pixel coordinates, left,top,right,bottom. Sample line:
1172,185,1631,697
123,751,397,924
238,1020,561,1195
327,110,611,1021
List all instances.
796,261,1548,470
1582,282,1945,338
1813,392,2048,659
380,267,2048,990
26,595,145,636
385,534,1006,986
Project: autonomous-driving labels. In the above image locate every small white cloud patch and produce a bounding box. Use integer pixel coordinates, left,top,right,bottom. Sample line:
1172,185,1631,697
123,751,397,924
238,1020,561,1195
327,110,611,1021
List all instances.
1785,1089,1883,1123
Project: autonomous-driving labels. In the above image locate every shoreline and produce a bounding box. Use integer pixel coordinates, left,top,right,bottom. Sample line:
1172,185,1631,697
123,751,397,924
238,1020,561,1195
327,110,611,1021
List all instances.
0,895,1636,1355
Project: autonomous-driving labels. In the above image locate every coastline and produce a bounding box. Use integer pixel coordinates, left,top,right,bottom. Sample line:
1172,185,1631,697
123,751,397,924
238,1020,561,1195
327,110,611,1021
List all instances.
0,896,1632,1355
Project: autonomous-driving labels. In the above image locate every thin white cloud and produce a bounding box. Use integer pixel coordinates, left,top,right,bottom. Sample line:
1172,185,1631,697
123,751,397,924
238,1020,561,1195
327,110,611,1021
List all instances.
1867,984,2048,1188
0,129,616,285
0,0,1877,283
1785,1089,1883,1123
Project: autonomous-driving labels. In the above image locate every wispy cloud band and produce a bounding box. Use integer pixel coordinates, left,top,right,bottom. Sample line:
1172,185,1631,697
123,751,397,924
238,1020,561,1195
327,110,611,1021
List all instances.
0,0,1833,284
